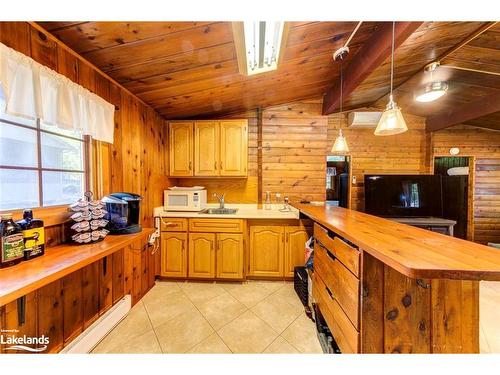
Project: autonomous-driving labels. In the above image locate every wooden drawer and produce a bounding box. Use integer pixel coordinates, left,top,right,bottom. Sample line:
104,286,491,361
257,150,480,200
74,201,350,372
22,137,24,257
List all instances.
160,218,188,232
314,223,360,277
313,272,359,354
314,241,360,328
189,218,244,233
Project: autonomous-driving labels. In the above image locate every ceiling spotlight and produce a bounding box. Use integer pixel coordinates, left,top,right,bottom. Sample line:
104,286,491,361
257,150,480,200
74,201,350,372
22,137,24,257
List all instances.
415,81,449,102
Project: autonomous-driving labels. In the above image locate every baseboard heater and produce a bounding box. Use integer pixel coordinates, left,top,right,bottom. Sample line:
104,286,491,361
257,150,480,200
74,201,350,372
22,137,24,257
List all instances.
60,295,131,354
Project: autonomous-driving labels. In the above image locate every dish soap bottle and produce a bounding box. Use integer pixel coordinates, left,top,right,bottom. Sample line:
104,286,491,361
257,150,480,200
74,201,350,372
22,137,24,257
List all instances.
17,209,45,260
264,191,272,210
0,213,24,268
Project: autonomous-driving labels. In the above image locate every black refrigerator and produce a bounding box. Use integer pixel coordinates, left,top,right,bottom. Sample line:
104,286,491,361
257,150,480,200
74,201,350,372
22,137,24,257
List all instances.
442,175,468,239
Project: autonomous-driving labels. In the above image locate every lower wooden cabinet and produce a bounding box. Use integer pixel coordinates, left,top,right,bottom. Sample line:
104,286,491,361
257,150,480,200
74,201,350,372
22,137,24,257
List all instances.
284,227,310,277
249,226,284,277
161,223,245,280
189,233,216,278
249,225,310,278
161,232,187,277
217,233,244,279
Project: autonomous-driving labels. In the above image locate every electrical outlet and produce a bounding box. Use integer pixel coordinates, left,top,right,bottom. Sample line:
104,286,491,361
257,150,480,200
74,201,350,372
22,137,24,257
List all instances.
352,176,357,184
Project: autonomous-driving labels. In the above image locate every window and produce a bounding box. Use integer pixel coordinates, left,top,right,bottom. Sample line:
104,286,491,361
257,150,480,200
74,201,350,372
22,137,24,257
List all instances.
0,105,90,211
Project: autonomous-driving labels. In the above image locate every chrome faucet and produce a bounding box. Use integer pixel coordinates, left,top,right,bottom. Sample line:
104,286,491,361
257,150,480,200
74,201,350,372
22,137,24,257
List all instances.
213,192,225,209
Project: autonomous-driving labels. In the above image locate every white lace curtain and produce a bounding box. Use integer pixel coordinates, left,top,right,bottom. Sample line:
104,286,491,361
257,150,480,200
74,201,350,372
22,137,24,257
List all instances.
0,42,115,143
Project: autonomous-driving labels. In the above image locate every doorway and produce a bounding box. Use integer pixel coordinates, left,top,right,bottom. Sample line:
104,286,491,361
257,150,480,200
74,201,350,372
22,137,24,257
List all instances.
434,156,472,239
326,155,350,208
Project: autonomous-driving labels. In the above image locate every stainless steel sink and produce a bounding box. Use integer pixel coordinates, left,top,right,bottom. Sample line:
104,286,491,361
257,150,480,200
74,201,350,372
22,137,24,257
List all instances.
199,208,238,215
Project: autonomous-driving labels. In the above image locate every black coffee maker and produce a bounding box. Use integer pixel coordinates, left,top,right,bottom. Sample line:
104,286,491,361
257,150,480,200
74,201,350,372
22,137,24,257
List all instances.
102,193,142,234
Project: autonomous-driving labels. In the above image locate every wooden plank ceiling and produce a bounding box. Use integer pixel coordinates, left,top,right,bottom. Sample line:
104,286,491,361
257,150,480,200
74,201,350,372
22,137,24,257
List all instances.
371,22,500,131
38,21,498,130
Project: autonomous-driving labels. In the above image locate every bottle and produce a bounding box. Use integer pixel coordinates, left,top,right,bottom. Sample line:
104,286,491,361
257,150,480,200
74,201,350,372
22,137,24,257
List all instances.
0,213,25,268
265,191,272,210
17,209,45,260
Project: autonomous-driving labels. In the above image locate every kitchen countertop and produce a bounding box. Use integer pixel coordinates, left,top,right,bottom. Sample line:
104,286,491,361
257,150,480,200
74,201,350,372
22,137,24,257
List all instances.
0,229,155,306
292,202,500,281
153,204,300,219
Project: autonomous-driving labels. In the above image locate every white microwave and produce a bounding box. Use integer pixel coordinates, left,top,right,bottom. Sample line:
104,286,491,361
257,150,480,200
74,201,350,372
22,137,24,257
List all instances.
164,189,207,211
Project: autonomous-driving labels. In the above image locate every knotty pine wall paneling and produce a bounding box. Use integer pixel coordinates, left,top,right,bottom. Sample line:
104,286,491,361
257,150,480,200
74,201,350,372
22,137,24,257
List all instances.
0,22,173,246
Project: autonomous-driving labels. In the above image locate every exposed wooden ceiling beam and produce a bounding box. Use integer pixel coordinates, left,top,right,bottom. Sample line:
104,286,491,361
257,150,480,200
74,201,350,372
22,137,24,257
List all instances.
426,91,500,132
322,21,423,115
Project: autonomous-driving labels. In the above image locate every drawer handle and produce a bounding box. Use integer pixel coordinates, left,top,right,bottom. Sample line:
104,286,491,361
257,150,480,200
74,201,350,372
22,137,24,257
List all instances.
416,279,430,289
325,249,336,261
325,286,335,300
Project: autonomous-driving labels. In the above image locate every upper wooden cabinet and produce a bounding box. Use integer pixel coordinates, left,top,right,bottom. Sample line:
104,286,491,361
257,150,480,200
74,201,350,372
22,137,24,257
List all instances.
219,120,248,176
194,122,219,176
169,122,194,177
169,120,247,177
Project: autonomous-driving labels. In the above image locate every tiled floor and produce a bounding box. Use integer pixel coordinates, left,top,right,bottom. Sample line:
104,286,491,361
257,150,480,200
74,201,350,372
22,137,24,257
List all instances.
92,279,500,354
480,281,500,354
92,280,322,354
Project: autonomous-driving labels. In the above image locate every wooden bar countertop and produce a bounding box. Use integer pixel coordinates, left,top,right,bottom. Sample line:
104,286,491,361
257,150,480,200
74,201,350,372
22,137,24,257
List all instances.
293,203,500,281
0,228,155,306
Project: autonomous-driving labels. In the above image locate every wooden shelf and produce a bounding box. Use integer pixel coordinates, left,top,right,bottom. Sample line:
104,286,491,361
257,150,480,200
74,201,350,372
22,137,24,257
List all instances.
292,203,500,281
0,229,154,306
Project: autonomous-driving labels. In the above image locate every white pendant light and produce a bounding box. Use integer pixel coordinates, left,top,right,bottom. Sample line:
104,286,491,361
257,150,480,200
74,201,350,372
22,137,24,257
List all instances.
374,22,408,136
332,129,349,153
331,61,349,154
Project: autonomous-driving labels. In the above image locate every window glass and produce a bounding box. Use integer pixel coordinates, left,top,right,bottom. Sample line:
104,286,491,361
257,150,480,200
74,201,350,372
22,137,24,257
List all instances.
42,171,85,206
0,105,88,210
41,132,84,171
0,169,39,210
0,123,38,167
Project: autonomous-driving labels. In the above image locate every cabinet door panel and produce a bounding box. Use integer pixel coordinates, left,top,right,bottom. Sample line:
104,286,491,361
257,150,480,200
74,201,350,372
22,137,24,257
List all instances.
62,269,83,345
194,121,219,176
82,262,100,329
37,280,64,353
0,292,37,353
169,122,193,176
219,120,247,176
217,233,244,279
189,233,216,278
285,227,310,277
249,226,284,277
161,232,187,277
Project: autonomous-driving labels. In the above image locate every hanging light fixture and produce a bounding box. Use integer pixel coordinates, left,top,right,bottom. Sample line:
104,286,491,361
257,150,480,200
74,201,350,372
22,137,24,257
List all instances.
374,22,408,136
414,62,448,102
331,59,349,154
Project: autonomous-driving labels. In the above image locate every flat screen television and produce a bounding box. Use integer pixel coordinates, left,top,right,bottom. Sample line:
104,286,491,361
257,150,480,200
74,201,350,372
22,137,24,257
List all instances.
364,174,443,217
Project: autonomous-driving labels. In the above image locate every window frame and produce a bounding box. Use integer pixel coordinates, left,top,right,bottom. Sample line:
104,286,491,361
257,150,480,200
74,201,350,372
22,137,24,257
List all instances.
0,115,91,212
